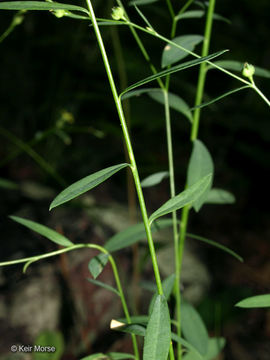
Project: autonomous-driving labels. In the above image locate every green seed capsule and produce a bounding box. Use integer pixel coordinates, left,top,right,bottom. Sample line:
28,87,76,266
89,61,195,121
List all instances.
111,7,125,21
242,62,255,78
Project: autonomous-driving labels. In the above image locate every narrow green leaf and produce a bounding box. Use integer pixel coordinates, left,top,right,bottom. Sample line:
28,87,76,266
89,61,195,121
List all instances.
141,171,169,188
88,253,109,279
181,301,209,356
117,315,149,324
149,174,212,224
129,0,159,5
148,91,193,122
187,140,214,212
176,10,205,21
184,337,226,360
211,60,270,78
105,219,174,253
10,215,73,247
50,163,129,210
0,1,88,14
148,274,176,314
235,294,270,308
0,177,18,190
187,233,243,262
120,50,228,97
143,295,171,360
205,188,236,204
107,353,136,360
161,35,204,68
87,278,120,296
213,13,231,24
190,86,250,110
121,87,157,100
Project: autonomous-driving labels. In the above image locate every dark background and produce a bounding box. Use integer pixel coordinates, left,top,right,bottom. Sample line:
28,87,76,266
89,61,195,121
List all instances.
0,0,269,359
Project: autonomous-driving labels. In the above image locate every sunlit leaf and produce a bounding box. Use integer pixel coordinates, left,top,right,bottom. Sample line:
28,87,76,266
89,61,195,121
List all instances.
161,35,204,68
0,1,88,14
187,233,243,262
148,90,193,122
87,278,120,296
88,253,109,279
143,295,171,360
235,294,270,308
120,50,227,97
187,140,214,212
181,301,208,356
205,188,235,204
141,171,169,188
10,216,73,247
105,219,174,253
211,60,270,78
50,163,130,210
149,174,212,224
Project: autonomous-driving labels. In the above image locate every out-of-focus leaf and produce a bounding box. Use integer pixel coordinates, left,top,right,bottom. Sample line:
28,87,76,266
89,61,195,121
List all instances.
181,301,208,356
187,140,214,212
88,253,109,279
176,10,205,21
235,294,270,308
141,171,169,188
205,188,235,204
34,330,64,360
161,35,204,68
10,216,73,247
143,295,171,360
87,278,119,296
129,0,159,5
0,177,18,190
183,337,226,360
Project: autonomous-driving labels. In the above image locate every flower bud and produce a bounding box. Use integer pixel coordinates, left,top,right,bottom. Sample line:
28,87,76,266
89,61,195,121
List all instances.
242,62,255,78
111,7,125,21
53,9,67,18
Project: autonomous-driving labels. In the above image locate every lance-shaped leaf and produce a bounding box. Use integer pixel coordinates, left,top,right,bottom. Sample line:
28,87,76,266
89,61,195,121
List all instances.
50,163,129,210
235,294,270,308
190,86,250,111
80,354,107,360
0,1,89,14
171,333,203,359
187,233,243,262
187,140,214,212
211,60,270,78
205,188,235,204
143,295,171,360
149,174,212,224
129,0,159,5
141,171,169,188
87,278,120,296
88,253,109,279
120,50,227,97
176,10,205,21
161,35,204,68
111,321,146,336
10,215,73,247
108,353,136,360
148,90,193,122
105,219,174,253
181,301,209,356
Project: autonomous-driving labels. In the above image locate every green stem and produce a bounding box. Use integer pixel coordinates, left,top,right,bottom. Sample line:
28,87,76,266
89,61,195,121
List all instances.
191,0,216,141
85,0,163,296
252,82,270,107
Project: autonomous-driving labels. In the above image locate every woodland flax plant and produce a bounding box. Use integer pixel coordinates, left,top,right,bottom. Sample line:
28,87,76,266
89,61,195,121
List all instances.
0,1,270,360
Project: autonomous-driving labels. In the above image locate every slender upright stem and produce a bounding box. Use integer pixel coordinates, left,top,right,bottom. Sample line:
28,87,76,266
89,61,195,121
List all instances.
190,0,215,140
85,1,163,299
